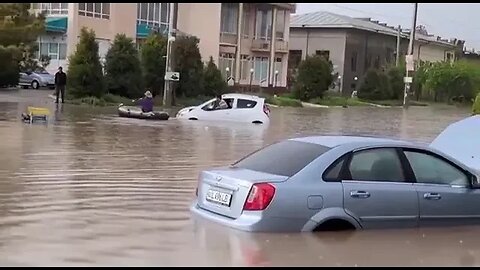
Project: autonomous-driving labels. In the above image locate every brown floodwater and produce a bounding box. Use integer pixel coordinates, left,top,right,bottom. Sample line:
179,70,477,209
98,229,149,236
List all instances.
0,90,475,266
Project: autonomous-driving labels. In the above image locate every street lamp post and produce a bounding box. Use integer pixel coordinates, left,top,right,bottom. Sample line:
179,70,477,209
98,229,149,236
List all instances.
249,68,254,93
225,67,230,82
337,75,342,92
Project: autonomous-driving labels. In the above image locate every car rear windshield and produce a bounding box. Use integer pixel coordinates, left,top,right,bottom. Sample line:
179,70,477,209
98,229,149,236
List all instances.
233,140,331,177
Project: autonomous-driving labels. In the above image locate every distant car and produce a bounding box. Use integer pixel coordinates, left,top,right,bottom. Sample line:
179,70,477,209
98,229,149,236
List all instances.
18,68,55,90
191,117,480,232
176,94,270,124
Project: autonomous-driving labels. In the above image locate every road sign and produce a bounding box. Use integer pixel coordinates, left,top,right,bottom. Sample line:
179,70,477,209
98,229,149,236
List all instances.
404,76,413,83
165,72,180,81
405,55,415,71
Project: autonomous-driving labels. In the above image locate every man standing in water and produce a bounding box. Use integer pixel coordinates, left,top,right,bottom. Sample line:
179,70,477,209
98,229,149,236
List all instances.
55,66,67,104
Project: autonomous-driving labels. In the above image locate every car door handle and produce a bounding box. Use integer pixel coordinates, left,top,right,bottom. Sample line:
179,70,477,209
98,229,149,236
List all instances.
350,191,370,198
423,193,441,200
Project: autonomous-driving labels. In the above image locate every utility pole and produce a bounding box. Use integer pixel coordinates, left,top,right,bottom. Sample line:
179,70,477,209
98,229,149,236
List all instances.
163,3,178,107
396,25,401,67
403,3,418,108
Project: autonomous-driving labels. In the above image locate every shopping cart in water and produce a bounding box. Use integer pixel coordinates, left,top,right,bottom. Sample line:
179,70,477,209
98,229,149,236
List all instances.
21,106,50,124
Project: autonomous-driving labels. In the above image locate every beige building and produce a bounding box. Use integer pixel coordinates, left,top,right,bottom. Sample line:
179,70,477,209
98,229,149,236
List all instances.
32,3,295,89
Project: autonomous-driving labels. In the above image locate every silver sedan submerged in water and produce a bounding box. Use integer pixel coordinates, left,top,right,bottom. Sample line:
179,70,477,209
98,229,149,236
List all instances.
190,116,480,232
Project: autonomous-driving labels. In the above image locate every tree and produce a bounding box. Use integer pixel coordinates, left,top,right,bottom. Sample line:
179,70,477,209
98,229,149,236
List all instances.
0,3,45,86
105,33,143,98
357,69,391,100
293,55,334,101
172,35,204,97
387,66,404,100
203,56,227,96
141,33,167,97
67,27,105,98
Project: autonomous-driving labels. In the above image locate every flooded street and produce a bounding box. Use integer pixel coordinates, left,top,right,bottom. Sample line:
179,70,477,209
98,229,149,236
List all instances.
0,90,476,266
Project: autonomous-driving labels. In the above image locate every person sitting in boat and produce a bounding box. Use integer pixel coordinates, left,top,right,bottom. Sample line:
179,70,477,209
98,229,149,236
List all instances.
137,90,154,113
213,94,228,110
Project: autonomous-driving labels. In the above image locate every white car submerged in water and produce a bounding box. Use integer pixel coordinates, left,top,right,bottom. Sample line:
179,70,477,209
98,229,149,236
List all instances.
176,94,271,124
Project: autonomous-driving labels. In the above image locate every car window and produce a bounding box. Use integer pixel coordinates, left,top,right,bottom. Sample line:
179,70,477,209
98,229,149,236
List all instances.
201,98,233,111
404,151,469,186
323,157,346,182
233,140,331,177
348,148,406,182
237,99,257,109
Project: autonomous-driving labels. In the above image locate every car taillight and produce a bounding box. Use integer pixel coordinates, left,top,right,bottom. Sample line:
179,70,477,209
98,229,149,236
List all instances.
263,104,270,117
243,183,275,211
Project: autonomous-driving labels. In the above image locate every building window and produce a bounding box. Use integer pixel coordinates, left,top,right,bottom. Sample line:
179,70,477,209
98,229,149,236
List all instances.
275,10,286,40
220,3,238,35
288,50,302,70
33,3,69,15
79,3,110,19
37,42,67,60
242,6,250,37
240,55,252,80
137,3,170,35
351,51,357,72
274,57,283,86
253,56,269,83
316,50,330,61
255,7,272,40
219,53,235,79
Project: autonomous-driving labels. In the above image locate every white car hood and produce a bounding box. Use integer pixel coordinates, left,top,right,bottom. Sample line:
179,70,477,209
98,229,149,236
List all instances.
430,115,480,171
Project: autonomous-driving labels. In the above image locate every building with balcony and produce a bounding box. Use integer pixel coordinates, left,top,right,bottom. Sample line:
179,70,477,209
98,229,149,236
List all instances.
32,3,295,91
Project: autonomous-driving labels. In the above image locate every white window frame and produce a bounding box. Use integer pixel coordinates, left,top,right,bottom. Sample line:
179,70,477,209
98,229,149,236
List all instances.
253,56,269,83
33,3,69,15
275,10,286,41
255,8,272,40
79,3,110,20
240,55,252,81
219,53,235,79
137,3,170,36
37,42,67,60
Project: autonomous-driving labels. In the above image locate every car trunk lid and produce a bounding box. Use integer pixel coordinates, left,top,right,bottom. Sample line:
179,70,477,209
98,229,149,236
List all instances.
197,167,288,219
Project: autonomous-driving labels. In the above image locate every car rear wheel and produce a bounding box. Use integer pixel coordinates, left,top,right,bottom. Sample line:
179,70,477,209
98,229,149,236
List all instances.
31,80,39,90
313,219,356,232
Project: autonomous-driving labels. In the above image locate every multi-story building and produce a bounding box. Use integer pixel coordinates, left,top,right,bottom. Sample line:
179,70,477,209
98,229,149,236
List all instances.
289,11,462,95
32,3,295,90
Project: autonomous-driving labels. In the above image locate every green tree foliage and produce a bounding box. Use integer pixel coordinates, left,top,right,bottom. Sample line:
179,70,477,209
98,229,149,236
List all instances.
172,35,204,97
0,3,45,86
140,33,167,97
0,46,21,87
105,34,143,98
67,27,105,98
203,56,227,96
387,66,405,100
293,55,334,101
423,60,480,102
358,69,391,100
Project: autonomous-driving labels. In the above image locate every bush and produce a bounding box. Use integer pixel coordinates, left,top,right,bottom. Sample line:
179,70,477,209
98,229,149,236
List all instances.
265,95,303,107
0,46,20,87
473,93,480,115
203,56,227,96
105,33,143,98
358,69,391,100
172,35,204,97
141,33,167,97
293,55,334,101
67,27,105,98
387,66,404,100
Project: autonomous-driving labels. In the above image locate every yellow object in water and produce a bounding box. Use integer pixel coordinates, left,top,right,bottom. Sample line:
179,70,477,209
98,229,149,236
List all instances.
27,106,50,116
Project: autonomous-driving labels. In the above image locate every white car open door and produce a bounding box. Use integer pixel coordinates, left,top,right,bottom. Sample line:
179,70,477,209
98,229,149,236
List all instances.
430,115,480,171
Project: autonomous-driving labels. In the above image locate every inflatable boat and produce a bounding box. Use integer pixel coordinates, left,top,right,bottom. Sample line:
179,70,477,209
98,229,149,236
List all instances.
118,105,169,120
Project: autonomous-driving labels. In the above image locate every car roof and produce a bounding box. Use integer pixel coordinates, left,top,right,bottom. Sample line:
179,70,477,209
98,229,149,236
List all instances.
290,135,416,149
221,93,264,100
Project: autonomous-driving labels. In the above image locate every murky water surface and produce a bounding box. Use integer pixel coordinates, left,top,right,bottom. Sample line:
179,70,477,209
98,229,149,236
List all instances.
0,90,474,266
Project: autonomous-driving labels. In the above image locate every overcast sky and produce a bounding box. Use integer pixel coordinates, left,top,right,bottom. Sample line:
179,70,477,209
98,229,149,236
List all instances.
296,3,480,51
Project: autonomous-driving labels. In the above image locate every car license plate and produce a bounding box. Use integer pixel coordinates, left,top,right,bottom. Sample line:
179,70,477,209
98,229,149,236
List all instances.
206,189,232,206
